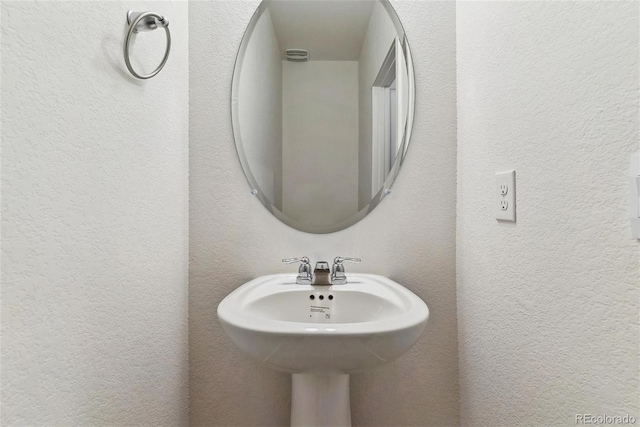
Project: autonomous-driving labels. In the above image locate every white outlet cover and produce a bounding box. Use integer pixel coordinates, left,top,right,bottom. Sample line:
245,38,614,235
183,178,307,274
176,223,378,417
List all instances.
496,170,516,222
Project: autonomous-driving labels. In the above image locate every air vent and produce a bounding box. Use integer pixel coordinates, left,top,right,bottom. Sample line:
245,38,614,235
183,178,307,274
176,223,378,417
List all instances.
285,49,309,62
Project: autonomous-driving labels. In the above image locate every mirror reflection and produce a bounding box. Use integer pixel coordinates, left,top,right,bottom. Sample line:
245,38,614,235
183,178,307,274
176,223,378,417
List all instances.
232,0,414,233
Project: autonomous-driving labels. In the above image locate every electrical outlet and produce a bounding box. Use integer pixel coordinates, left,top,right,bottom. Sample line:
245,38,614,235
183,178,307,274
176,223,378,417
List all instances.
496,170,516,222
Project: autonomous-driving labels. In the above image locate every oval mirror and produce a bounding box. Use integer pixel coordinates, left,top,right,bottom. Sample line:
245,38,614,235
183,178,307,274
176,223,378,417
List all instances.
232,0,414,233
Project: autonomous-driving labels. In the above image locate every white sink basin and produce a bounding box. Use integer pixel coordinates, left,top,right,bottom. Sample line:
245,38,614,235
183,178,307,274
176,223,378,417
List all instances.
217,274,429,374
218,273,429,427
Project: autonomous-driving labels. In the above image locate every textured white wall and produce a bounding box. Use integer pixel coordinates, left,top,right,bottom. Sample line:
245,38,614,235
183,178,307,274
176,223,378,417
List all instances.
456,2,640,426
358,1,399,209
282,60,359,230
1,1,189,425
237,7,282,209
189,1,458,425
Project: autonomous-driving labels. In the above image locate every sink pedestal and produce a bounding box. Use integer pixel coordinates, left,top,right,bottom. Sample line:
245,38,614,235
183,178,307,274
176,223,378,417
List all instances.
291,373,351,427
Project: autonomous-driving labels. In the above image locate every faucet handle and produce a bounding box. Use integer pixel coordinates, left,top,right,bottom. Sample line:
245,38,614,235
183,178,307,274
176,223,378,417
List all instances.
282,257,312,285
331,257,361,285
282,256,310,265
333,257,361,264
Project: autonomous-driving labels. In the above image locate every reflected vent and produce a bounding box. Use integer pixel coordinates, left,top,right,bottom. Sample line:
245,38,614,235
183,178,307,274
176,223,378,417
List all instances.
285,49,309,62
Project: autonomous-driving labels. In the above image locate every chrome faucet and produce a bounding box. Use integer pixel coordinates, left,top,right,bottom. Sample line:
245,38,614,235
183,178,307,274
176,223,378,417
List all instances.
331,257,361,285
282,257,312,285
283,256,361,285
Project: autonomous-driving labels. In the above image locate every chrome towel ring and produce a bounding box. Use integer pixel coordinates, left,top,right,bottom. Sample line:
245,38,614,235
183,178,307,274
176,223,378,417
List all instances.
124,10,171,80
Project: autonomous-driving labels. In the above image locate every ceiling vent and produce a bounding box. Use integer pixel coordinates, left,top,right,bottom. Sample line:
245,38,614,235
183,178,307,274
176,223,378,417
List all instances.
285,49,309,62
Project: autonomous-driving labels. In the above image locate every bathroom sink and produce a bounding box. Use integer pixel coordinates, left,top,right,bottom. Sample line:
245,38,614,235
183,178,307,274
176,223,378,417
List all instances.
218,273,429,426
217,274,429,373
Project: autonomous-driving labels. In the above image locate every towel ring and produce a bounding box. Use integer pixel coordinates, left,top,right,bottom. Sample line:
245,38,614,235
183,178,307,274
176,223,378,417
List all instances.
124,11,171,80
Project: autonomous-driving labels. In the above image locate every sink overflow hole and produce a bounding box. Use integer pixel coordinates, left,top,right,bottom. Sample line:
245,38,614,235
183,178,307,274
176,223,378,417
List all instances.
309,294,334,300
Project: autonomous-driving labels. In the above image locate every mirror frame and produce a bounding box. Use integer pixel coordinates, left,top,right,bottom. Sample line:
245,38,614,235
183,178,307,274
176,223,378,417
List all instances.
230,0,415,234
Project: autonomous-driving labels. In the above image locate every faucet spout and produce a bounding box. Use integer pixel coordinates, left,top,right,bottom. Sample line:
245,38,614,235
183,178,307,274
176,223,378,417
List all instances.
312,261,331,285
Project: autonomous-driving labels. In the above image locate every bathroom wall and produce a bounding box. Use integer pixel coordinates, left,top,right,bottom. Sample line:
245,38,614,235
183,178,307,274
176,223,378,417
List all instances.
456,2,639,425
189,1,458,425
282,60,359,230
358,1,399,209
237,8,283,209
1,1,189,425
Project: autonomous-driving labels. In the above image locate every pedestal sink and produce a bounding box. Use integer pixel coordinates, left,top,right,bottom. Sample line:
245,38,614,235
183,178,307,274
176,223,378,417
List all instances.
217,274,429,427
